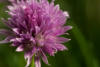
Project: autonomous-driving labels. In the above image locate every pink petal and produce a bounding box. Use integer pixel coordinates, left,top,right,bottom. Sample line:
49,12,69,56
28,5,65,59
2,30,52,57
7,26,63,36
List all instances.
57,37,71,43
41,49,49,65
54,44,68,51
24,52,32,67
35,56,41,67
0,36,13,44
0,29,13,36
16,45,24,52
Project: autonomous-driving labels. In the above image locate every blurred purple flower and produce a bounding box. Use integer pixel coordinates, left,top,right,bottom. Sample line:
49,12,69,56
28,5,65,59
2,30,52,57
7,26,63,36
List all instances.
0,0,72,67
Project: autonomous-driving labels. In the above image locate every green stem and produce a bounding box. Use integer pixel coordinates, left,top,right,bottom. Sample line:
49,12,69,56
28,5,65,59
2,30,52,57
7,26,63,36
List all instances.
31,56,35,67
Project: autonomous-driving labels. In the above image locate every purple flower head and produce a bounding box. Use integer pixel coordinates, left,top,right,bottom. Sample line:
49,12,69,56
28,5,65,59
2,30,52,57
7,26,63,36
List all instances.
0,0,72,67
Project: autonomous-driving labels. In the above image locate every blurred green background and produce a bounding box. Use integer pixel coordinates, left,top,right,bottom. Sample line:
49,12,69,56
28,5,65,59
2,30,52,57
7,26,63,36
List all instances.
0,0,100,67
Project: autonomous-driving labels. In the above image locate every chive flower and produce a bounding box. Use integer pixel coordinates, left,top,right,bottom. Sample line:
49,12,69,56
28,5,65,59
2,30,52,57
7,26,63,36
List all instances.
0,0,72,67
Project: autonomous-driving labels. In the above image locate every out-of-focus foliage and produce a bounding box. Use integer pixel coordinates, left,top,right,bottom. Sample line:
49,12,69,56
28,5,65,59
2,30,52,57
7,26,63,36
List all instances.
0,0,100,67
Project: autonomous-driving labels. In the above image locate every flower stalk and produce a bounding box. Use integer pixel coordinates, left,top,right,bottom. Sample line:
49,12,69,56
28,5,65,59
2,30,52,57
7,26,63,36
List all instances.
31,56,35,67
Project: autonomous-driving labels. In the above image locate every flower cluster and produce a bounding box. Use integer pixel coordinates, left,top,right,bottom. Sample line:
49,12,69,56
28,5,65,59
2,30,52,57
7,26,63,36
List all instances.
0,0,72,67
